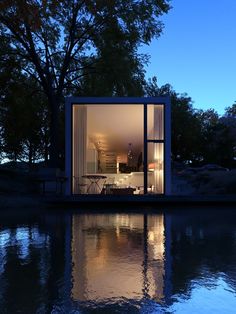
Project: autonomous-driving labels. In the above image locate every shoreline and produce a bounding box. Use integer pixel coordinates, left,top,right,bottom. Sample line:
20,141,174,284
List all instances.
1,192,236,211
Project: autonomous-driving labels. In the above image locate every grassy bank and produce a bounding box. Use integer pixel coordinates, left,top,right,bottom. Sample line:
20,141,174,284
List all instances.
178,169,236,195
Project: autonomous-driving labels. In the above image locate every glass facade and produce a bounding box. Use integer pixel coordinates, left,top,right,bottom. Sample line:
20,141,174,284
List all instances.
72,103,165,195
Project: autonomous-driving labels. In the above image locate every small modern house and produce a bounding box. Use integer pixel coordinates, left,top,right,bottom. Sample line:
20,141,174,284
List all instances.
65,97,171,197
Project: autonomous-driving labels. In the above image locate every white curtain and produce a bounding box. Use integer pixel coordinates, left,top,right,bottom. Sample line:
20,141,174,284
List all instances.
147,105,164,194
153,104,164,140
73,105,87,194
154,143,164,194
154,105,164,193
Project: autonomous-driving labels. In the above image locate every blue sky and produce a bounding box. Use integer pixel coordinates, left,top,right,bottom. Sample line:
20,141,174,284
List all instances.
141,0,236,115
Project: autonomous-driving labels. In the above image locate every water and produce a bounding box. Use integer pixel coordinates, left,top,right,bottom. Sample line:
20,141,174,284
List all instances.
0,208,236,313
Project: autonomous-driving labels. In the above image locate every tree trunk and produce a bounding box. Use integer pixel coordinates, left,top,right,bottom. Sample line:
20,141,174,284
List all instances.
48,94,60,168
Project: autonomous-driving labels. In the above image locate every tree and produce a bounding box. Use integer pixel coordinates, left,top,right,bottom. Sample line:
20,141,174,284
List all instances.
0,37,49,164
145,78,202,163
0,74,49,164
0,0,171,166
193,108,236,167
225,103,236,117
78,51,148,97
195,109,219,162
221,103,236,166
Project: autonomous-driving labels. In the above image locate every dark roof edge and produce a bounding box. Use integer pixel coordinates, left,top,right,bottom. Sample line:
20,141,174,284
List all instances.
65,96,170,104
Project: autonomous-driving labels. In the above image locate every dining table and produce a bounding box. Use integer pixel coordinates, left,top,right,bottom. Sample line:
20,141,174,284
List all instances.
82,174,107,194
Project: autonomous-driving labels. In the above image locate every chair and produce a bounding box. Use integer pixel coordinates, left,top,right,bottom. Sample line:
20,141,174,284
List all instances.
37,167,66,194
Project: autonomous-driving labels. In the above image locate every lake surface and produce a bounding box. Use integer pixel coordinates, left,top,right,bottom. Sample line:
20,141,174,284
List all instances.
0,207,236,313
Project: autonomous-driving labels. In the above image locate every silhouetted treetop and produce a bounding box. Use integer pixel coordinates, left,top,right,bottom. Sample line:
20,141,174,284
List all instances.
0,0,171,165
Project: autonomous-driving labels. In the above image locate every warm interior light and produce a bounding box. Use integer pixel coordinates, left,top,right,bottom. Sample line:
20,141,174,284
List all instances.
148,163,155,171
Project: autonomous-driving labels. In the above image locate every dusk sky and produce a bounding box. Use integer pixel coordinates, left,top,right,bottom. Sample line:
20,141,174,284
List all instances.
141,0,236,115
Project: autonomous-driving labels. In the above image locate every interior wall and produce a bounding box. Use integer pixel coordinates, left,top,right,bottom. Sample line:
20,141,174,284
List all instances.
87,104,144,175
72,105,87,193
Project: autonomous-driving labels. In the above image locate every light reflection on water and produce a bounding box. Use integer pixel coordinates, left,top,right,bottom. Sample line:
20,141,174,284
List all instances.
0,210,236,313
71,214,166,304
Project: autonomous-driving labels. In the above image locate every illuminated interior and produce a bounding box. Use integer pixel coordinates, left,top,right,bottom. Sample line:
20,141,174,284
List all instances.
72,104,164,195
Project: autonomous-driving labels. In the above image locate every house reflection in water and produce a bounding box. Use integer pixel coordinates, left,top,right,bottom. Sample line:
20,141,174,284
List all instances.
70,213,171,304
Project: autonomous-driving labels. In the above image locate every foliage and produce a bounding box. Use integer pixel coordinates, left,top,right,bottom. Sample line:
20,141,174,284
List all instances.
0,40,56,166
1,0,236,169
145,77,236,167
0,0,171,165
0,70,49,164
145,78,202,162
188,170,236,194
221,103,236,165
196,106,236,167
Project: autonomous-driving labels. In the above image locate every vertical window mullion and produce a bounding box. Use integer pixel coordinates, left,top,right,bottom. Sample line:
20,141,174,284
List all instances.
144,103,148,194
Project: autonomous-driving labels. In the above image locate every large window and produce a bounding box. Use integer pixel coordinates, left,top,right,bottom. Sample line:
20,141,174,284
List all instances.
72,104,144,194
72,103,165,195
